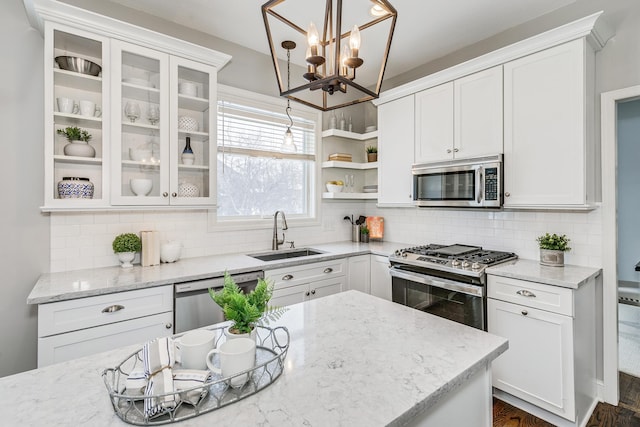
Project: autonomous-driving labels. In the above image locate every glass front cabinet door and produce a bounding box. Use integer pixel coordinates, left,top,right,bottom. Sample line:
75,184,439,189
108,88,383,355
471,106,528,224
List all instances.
110,40,216,206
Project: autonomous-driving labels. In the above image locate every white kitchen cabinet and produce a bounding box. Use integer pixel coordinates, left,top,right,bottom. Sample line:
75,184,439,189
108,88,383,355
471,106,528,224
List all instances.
321,129,378,200
265,259,347,308
488,274,596,426
37,285,173,367
414,66,502,164
370,255,392,301
377,95,415,207
347,255,371,294
503,38,596,209
44,23,110,210
110,41,217,206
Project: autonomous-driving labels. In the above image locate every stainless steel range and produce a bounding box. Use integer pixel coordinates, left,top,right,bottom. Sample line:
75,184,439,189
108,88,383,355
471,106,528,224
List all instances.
389,244,517,330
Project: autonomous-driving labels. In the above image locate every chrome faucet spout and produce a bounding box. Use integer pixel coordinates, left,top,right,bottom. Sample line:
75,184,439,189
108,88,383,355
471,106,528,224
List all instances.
272,210,288,250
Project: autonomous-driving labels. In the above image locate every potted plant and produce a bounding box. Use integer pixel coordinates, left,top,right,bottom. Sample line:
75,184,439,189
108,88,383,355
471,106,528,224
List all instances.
209,272,285,339
57,126,95,158
536,233,571,267
366,146,378,162
360,225,370,243
112,233,142,268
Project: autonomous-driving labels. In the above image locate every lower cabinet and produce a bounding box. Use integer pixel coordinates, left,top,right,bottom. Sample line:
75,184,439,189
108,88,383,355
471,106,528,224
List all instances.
487,274,596,426
37,285,173,367
347,255,371,294
370,255,392,301
265,259,347,308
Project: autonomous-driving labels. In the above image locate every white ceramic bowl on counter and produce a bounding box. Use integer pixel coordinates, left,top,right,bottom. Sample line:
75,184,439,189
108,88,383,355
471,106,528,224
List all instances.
160,241,182,263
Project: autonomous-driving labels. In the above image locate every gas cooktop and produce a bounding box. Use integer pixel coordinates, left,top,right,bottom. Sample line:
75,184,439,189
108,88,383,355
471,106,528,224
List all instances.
390,244,517,277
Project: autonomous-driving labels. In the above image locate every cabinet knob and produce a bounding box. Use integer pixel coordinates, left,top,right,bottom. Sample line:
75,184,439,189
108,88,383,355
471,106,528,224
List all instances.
101,304,124,313
516,289,536,298
282,274,294,281
305,291,310,296
505,192,511,197
453,148,459,152
172,192,177,197
311,289,316,295
163,192,169,197
165,323,173,329
521,310,528,316
323,268,333,274
446,149,452,154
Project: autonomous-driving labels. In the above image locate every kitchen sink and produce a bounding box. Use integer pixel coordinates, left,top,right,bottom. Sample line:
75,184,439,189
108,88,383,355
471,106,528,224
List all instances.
248,248,324,262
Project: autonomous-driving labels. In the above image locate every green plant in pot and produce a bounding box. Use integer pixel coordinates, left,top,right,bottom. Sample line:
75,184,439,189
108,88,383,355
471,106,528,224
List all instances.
112,233,142,268
536,233,571,267
57,126,96,158
360,225,370,243
366,145,378,162
209,272,285,338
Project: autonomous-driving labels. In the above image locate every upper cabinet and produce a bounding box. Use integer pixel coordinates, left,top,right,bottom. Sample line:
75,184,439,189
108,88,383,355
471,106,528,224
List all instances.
503,39,595,209
415,66,502,164
33,1,231,211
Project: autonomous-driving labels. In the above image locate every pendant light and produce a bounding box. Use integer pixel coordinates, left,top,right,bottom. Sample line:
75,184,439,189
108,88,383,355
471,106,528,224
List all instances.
282,40,297,152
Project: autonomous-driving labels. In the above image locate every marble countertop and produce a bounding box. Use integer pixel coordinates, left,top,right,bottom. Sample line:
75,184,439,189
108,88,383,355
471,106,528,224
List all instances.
1,291,508,426
28,241,410,305
486,258,602,289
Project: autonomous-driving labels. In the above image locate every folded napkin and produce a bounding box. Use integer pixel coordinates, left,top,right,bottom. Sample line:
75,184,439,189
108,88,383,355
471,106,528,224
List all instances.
127,368,211,406
142,337,178,418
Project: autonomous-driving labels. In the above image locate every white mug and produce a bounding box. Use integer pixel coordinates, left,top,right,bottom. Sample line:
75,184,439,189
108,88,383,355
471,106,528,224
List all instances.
175,329,216,370
79,100,96,117
206,337,256,388
57,97,77,114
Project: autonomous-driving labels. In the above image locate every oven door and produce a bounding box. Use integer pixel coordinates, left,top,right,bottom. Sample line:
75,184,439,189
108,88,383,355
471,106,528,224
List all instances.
390,267,485,330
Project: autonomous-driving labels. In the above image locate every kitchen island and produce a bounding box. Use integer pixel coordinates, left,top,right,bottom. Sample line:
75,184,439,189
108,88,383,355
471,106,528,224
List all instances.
2,291,507,426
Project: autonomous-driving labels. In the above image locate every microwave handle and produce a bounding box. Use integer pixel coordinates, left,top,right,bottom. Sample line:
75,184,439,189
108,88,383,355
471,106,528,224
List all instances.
476,167,484,204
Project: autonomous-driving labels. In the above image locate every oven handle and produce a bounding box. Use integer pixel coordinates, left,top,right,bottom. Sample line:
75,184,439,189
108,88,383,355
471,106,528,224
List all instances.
389,267,484,297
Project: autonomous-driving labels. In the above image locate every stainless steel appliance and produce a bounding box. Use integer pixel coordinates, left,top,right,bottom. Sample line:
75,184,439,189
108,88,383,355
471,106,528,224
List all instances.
389,244,517,330
174,270,264,333
412,154,502,208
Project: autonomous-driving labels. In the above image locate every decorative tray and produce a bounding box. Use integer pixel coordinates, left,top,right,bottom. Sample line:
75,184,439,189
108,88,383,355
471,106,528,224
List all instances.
102,325,290,425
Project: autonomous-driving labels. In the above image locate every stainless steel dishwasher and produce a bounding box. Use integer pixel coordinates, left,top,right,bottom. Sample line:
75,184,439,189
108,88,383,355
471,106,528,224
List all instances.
174,271,264,333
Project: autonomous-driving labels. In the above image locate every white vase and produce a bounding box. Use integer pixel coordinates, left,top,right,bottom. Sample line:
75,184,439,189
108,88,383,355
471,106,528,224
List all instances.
540,249,565,267
224,325,257,342
117,251,135,268
64,140,96,158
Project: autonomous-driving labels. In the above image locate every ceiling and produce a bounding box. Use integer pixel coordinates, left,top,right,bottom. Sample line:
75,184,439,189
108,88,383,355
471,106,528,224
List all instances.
108,0,577,80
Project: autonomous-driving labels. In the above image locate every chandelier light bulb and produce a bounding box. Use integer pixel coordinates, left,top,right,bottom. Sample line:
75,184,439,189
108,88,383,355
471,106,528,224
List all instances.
349,24,361,54
307,22,320,56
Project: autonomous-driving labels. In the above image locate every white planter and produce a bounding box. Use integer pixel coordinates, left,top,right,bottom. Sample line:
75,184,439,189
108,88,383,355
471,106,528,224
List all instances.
540,249,565,267
224,326,257,342
117,252,135,268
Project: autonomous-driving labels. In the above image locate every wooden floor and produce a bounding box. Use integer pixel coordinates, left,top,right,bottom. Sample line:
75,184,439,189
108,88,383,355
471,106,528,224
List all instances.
493,372,640,427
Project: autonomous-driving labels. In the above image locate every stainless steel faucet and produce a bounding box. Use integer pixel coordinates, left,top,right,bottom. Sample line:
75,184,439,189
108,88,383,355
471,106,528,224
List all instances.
272,210,288,250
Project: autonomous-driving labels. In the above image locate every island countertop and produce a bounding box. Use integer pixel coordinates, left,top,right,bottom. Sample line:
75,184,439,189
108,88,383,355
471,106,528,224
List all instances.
1,291,508,426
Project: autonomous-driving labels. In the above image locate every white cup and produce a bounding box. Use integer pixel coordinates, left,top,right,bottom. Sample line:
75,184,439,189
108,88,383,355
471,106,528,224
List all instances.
175,329,216,370
57,97,77,114
79,100,96,117
206,337,256,388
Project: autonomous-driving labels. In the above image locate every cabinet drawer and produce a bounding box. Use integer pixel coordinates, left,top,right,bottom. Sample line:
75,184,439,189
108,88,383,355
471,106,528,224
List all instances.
487,275,573,316
38,285,173,337
265,259,347,290
38,312,173,367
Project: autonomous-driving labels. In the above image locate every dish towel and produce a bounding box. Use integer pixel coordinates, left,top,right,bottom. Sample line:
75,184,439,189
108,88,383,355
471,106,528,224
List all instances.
126,368,211,406
142,337,178,418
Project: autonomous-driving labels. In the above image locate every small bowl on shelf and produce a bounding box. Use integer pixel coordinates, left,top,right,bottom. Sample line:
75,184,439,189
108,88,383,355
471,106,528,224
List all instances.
130,178,153,197
55,56,102,76
326,182,344,193
129,148,153,161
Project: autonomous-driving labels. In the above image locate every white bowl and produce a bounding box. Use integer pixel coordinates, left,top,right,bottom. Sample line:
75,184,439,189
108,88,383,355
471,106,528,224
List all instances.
129,148,152,161
326,183,344,193
160,241,182,263
130,178,153,196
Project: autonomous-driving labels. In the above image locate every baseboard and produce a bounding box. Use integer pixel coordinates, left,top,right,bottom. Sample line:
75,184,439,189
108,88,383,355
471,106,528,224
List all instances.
596,379,605,403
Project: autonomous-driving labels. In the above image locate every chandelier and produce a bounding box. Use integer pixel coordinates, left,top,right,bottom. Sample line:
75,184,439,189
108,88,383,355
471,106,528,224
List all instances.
262,0,397,111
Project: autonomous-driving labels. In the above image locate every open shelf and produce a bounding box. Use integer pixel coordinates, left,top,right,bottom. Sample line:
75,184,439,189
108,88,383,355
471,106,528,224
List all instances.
322,129,378,140
54,113,102,129
54,69,102,92
53,155,102,165
322,161,377,170
322,192,378,200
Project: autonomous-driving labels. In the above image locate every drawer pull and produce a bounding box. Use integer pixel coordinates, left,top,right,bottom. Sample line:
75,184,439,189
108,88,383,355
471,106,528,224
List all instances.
101,304,125,313
311,289,316,295
282,274,294,281
516,290,536,298
323,268,333,274
521,310,528,316
165,323,173,329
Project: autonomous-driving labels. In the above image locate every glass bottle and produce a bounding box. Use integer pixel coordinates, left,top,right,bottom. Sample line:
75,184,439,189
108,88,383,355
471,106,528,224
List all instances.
339,112,346,131
181,136,195,165
348,116,353,132
329,111,337,129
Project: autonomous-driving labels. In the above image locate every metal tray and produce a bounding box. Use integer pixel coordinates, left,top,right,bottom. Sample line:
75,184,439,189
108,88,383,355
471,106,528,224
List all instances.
102,325,290,425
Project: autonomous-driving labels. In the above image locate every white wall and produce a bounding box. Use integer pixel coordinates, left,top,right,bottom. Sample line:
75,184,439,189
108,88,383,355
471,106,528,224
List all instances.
616,99,640,283
0,0,49,377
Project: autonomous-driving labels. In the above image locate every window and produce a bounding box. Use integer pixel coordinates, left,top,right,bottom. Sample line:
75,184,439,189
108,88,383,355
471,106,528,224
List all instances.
215,86,319,224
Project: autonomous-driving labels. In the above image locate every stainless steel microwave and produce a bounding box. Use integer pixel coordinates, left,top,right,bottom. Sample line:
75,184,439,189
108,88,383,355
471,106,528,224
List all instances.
412,154,502,208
